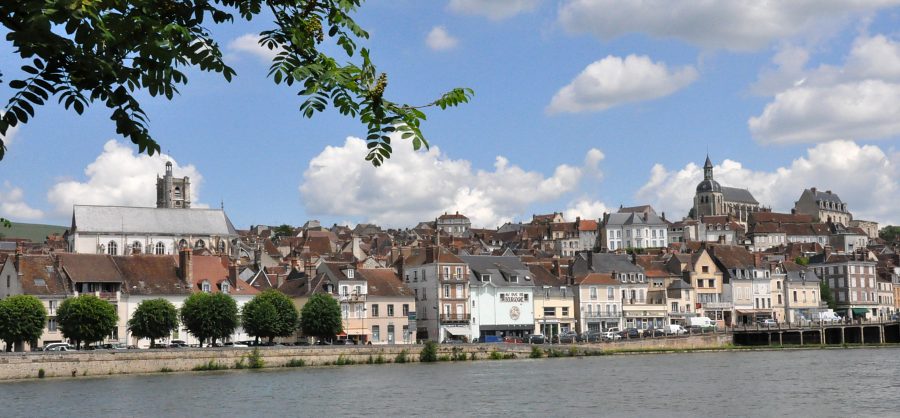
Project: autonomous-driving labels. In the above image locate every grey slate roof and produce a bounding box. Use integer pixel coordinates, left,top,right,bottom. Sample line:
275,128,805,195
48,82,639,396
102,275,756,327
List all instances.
604,212,666,227
722,187,759,204
459,255,534,287
573,253,643,276
812,190,844,204
72,205,237,236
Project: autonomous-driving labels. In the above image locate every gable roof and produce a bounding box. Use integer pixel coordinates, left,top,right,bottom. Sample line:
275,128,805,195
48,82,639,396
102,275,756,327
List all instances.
58,253,124,283
114,255,191,295
460,255,534,287
15,255,69,296
356,269,413,297
72,205,237,236
722,187,758,204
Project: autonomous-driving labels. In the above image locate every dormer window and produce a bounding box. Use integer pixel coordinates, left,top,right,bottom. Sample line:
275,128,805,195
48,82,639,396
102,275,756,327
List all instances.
201,280,211,293
480,274,491,282
346,268,354,279
221,281,230,294
509,275,518,283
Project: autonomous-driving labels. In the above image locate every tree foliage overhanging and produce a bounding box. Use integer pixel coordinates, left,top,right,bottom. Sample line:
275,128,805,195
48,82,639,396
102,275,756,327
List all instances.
300,292,341,340
57,294,118,349
0,0,473,166
242,289,299,343
180,291,238,345
0,295,46,351
127,298,179,347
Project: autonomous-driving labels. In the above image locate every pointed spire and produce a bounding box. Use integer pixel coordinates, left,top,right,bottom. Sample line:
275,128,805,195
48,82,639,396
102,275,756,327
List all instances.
704,154,713,169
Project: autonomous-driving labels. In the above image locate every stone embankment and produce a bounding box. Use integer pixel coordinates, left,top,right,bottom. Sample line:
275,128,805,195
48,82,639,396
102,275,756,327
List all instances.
0,334,731,380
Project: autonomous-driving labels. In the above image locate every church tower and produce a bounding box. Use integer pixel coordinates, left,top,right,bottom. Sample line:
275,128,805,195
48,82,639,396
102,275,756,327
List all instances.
156,161,191,209
693,155,722,218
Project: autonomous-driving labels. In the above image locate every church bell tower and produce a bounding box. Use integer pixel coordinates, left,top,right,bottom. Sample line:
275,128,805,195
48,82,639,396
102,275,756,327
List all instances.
156,161,191,208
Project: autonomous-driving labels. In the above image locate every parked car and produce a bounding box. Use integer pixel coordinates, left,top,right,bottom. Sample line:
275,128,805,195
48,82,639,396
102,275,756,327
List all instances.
601,331,622,342
619,328,641,339
224,342,249,348
503,336,524,344
643,327,666,337
43,343,73,352
758,319,778,327
557,331,581,344
665,324,687,335
582,331,605,343
528,334,546,344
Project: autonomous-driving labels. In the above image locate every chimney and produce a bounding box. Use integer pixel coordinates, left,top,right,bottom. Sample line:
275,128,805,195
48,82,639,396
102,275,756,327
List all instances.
824,245,832,260
810,187,816,194
304,261,316,278
289,257,299,271
425,246,436,264
395,254,405,277
400,245,411,258
662,212,666,221
179,247,193,286
826,190,832,194
228,261,239,285
14,242,24,271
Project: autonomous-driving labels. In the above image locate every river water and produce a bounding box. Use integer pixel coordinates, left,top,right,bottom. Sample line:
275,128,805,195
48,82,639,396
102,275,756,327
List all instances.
2,348,899,417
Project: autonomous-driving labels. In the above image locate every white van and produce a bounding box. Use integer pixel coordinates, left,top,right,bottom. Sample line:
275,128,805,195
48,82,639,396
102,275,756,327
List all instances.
43,343,72,352
665,324,686,335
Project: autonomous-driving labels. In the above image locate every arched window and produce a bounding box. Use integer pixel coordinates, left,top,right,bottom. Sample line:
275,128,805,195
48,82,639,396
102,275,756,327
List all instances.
155,242,166,255
132,241,142,254
174,186,182,198
108,241,118,255
217,241,226,253
221,281,230,294
195,239,205,249
201,280,211,293
178,239,188,249
98,244,105,254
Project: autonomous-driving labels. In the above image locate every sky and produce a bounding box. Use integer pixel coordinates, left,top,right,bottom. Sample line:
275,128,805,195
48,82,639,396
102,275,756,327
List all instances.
3,1,900,230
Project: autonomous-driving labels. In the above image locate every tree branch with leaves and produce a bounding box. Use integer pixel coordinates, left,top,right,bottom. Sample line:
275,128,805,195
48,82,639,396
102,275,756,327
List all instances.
0,0,472,165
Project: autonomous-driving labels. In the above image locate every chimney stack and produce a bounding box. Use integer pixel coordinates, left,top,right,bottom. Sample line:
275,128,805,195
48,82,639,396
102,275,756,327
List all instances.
228,261,240,285
425,246,436,264
179,247,193,286
14,242,24,271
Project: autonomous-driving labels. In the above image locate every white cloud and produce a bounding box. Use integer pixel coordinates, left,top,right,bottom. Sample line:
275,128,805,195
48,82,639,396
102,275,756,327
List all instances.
0,182,43,220
636,140,900,225
300,136,602,228
47,140,204,215
448,0,539,20
750,34,900,144
557,0,898,51
547,55,697,114
563,198,610,221
227,34,280,63
0,112,21,147
426,26,459,51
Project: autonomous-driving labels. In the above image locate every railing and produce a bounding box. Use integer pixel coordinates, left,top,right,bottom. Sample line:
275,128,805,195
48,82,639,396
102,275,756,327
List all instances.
338,294,366,302
732,318,900,332
440,313,471,323
439,274,466,282
581,313,619,319
97,291,118,301
700,302,732,309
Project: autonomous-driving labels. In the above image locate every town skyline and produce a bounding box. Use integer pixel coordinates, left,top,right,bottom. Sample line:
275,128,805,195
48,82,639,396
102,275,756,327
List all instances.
3,2,900,229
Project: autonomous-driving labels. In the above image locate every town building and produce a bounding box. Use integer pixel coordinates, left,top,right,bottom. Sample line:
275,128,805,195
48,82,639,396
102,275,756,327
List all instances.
436,212,471,238
600,206,668,251
666,248,730,325
793,187,852,226
460,254,535,341
401,246,471,342
809,249,879,320
571,252,644,332
528,264,575,337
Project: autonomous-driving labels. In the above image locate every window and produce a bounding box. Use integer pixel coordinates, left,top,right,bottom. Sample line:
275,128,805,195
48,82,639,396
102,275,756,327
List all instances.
346,268,354,279
372,325,380,342
372,304,379,317
481,274,491,282
590,287,597,300
387,304,395,317
793,291,797,302
443,266,451,278
777,294,782,304
107,241,118,255
455,266,463,279
201,280,211,293
544,307,556,316
221,281,230,294
342,304,349,318
777,281,781,290
48,300,56,315
195,239,205,249
354,285,362,295
341,286,349,296
155,242,165,255
402,304,410,316
414,271,418,282
607,287,614,300
132,241,142,254
387,325,395,343
48,319,57,332
179,239,188,249
702,265,709,273
509,275,518,283
561,287,567,298
587,304,593,316
562,307,569,316
709,279,716,288
443,285,450,298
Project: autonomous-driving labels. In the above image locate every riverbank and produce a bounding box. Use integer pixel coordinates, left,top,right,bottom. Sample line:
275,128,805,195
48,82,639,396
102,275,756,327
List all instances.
10,334,897,381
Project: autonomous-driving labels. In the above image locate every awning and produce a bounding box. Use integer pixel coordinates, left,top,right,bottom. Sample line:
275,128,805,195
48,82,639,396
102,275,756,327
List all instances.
851,308,870,317
478,324,534,331
445,327,470,336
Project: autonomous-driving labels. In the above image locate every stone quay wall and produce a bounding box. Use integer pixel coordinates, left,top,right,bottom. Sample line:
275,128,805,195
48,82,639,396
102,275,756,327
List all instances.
0,334,730,380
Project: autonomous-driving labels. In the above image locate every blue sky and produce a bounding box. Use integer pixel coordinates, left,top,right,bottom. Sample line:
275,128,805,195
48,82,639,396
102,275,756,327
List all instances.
3,1,900,229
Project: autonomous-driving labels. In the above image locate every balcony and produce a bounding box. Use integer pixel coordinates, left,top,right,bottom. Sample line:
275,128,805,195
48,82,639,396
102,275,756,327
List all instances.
440,313,471,323
440,274,467,283
700,302,732,309
98,291,119,301
581,312,619,319
338,294,367,303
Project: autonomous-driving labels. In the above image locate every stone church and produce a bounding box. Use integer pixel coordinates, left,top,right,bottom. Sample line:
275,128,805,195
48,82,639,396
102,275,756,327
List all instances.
67,162,237,256
692,156,766,224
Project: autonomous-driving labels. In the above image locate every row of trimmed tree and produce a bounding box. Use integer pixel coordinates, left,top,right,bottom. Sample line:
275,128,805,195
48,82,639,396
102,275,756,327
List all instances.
0,291,344,351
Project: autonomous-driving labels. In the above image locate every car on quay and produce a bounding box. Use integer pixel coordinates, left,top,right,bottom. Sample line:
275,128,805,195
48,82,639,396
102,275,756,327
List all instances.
43,343,73,352
758,319,778,327
503,336,524,344
601,331,622,342
582,331,605,343
619,328,641,339
528,334,546,344
557,331,582,344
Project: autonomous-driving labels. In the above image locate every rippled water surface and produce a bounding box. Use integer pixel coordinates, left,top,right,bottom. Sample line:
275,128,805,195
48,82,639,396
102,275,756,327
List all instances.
2,348,899,417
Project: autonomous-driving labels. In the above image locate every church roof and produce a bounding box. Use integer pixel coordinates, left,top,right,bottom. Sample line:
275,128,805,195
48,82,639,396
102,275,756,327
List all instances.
721,187,759,204
72,205,237,236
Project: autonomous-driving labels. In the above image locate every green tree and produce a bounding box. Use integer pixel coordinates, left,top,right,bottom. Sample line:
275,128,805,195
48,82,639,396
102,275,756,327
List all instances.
0,1,472,165
272,224,295,238
0,295,47,352
879,225,900,242
420,340,438,363
300,293,341,341
820,280,836,310
57,295,118,349
127,298,179,348
180,292,239,346
242,289,299,343
794,256,809,266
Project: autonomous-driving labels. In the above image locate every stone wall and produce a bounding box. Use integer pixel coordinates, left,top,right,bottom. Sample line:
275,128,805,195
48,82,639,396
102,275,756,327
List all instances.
0,334,728,380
